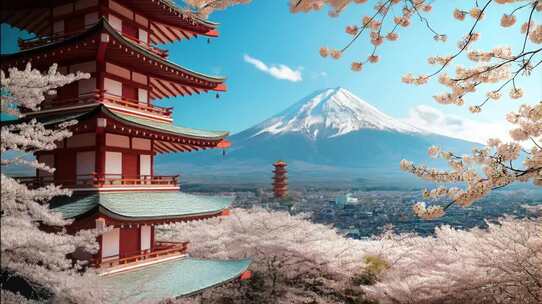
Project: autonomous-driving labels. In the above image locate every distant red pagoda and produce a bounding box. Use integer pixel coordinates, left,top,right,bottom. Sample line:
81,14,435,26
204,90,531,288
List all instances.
1,0,250,299
273,161,288,198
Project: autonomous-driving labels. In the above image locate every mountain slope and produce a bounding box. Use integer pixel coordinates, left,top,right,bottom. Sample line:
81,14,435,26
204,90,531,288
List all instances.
156,87,479,184
250,87,420,139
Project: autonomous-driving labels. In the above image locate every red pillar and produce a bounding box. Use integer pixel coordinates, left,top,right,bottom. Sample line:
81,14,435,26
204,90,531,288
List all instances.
95,119,106,182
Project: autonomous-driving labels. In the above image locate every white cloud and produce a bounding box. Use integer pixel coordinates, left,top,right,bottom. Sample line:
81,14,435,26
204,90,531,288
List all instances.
402,105,512,144
243,54,302,82
311,71,328,79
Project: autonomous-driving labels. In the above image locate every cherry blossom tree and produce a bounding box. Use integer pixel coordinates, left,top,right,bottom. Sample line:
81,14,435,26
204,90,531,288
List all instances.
159,207,373,304
182,0,252,17
160,208,541,304
289,0,542,218
1,64,105,303
362,216,542,304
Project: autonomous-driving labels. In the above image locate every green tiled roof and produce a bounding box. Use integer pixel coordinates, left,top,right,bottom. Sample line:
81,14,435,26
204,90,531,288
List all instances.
0,110,89,127
114,111,228,140
50,191,233,220
6,105,229,141
103,258,251,302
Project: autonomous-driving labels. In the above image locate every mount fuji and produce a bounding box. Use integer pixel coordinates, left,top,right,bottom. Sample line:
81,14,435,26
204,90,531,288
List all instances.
251,87,421,139
156,87,479,185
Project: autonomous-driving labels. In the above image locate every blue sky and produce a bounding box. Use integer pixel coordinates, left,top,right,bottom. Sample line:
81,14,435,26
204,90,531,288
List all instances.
2,1,540,141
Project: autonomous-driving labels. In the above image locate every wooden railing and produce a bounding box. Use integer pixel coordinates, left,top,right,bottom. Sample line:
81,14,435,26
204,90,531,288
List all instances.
101,92,173,117
96,241,189,268
39,90,173,118
15,173,180,189
95,174,179,186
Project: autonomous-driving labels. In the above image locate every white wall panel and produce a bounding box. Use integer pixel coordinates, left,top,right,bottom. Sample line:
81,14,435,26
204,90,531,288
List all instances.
138,88,148,104
76,151,95,176
139,154,151,176
138,29,148,44
78,78,96,96
132,137,151,150
104,77,122,96
102,228,120,258
105,133,130,148
53,20,64,34
84,12,99,27
67,133,96,148
140,225,151,251
105,151,122,178
108,14,122,32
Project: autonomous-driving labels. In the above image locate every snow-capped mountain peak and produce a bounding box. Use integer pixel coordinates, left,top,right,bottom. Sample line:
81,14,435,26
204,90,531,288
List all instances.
252,87,421,139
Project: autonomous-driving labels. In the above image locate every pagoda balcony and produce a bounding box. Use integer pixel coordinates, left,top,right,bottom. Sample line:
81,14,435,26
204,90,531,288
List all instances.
40,90,173,120
18,26,169,58
93,241,190,270
15,174,180,191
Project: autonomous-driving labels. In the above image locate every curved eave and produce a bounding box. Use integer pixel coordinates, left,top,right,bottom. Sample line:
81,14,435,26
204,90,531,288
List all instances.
102,106,230,141
0,0,219,38
102,19,226,85
148,0,220,32
0,23,99,60
103,258,252,301
1,19,227,89
98,205,226,221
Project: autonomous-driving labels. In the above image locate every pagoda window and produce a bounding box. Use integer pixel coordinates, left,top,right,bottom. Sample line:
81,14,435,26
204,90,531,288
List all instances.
106,133,130,148
67,133,96,148
75,0,98,11
134,14,149,28
37,154,55,177
132,72,148,86
138,29,149,45
138,88,148,104
108,14,122,33
104,78,122,97
102,228,120,259
105,151,122,179
76,151,95,180
53,20,64,35
132,138,151,150
105,63,130,80
139,154,151,177
78,78,96,96
84,12,99,29
140,226,151,252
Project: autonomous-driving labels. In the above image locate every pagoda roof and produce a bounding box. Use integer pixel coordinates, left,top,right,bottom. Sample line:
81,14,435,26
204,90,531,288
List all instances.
103,257,251,301
1,0,219,41
1,18,226,96
121,0,220,43
115,110,228,140
8,104,229,142
50,191,233,221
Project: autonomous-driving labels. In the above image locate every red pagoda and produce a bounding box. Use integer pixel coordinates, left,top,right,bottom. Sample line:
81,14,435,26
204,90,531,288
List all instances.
272,161,288,198
1,0,250,300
